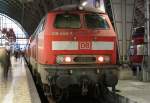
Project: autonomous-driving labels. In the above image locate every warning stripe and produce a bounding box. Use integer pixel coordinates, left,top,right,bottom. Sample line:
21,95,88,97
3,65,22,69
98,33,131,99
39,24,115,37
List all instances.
52,41,114,50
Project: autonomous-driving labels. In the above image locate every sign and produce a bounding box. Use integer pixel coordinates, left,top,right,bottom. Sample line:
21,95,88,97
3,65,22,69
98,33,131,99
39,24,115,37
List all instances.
79,41,91,50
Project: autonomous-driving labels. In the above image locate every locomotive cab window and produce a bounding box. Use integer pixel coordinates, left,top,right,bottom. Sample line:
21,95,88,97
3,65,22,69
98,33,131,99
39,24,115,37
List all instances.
54,13,81,28
85,14,109,29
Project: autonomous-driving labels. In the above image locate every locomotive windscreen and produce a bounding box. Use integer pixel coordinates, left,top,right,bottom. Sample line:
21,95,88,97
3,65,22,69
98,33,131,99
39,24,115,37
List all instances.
54,14,81,28
85,14,109,29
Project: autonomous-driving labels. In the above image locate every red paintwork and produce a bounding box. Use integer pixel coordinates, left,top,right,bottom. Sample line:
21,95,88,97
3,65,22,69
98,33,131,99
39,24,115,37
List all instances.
132,35,144,45
130,55,143,63
28,10,117,66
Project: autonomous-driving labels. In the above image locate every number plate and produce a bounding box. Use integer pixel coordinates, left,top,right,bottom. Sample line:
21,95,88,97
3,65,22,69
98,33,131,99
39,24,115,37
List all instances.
79,41,91,50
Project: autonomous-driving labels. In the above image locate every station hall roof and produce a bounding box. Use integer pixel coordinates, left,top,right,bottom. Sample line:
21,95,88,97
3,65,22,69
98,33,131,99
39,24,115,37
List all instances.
0,0,80,36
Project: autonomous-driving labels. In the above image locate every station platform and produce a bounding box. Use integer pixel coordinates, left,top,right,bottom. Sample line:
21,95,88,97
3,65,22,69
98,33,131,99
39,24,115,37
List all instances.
117,80,150,103
1,56,150,103
0,56,41,103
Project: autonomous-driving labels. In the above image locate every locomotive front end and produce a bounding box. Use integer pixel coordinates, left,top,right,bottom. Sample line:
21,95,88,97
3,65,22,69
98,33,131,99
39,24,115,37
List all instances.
42,10,118,96
28,5,119,100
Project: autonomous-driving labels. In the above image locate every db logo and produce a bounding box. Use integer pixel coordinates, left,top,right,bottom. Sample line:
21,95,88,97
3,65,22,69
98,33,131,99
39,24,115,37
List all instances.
79,41,91,49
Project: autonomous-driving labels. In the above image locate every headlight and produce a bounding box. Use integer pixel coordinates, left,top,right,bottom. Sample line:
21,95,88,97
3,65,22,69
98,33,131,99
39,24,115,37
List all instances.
97,55,110,63
64,56,72,63
98,56,104,62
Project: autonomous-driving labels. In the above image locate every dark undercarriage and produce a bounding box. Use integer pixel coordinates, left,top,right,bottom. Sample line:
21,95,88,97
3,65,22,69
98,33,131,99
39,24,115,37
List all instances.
39,64,119,101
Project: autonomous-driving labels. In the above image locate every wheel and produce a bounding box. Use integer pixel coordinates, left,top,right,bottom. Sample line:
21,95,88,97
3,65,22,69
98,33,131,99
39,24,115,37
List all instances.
99,70,118,88
50,84,64,102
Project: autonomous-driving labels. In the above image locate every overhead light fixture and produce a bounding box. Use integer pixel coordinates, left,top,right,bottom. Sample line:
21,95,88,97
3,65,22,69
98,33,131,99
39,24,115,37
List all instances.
81,1,87,6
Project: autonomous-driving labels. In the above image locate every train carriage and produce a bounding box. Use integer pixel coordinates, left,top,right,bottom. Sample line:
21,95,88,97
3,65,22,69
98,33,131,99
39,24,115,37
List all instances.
129,27,144,75
26,5,119,99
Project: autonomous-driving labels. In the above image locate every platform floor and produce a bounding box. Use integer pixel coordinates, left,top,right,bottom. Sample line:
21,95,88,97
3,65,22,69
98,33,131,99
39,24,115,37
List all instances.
117,80,150,103
0,56,41,103
1,56,150,103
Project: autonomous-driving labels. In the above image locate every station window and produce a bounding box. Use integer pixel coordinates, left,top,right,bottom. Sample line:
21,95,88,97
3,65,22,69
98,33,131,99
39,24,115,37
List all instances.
0,13,27,50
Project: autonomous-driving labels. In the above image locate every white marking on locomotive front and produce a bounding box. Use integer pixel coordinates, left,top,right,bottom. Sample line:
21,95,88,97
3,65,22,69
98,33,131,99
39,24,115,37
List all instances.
52,41,78,50
52,41,114,50
92,41,114,50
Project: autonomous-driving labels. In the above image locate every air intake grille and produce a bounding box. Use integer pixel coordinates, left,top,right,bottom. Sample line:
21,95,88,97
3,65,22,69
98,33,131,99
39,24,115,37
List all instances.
73,57,96,63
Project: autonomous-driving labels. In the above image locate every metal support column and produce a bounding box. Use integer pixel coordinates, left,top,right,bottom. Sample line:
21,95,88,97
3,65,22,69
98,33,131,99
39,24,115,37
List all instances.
21,2,24,26
111,0,134,64
142,0,150,81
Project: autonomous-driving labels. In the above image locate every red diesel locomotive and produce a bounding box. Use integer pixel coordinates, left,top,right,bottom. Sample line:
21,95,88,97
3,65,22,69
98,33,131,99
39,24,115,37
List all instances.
129,27,144,74
25,5,119,99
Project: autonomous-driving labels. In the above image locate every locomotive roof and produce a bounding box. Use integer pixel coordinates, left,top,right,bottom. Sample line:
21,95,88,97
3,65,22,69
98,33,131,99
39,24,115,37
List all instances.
51,5,105,14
